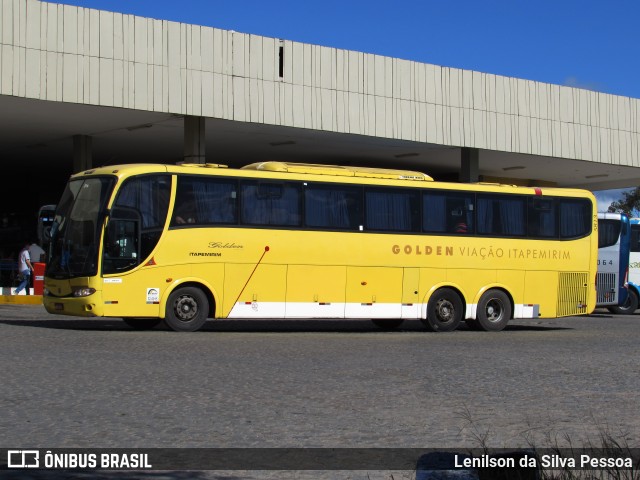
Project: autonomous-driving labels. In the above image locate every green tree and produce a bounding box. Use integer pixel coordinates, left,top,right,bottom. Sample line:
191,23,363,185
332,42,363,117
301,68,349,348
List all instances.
607,187,640,217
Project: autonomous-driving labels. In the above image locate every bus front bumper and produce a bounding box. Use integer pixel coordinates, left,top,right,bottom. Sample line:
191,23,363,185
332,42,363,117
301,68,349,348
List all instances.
43,292,104,317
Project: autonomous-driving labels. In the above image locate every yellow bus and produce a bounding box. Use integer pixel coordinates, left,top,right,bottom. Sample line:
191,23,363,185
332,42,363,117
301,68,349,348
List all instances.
43,161,597,332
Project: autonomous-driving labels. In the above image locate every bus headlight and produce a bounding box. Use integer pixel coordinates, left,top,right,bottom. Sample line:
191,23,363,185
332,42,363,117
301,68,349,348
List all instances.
72,287,96,297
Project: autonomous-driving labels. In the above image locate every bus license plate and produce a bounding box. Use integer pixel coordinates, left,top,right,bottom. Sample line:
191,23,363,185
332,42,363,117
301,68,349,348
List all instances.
54,303,64,311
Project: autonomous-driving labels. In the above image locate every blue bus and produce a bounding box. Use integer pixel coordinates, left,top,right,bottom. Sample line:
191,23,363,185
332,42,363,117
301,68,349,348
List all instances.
597,213,630,311
617,217,640,314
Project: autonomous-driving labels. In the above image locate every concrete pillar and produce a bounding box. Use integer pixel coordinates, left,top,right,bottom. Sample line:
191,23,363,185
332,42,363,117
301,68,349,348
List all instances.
73,134,92,173
460,147,479,183
184,116,206,163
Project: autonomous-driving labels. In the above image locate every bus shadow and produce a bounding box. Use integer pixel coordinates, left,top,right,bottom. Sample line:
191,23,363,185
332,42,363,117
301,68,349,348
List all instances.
586,312,639,319
501,323,572,332
0,318,571,333
590,309,640,318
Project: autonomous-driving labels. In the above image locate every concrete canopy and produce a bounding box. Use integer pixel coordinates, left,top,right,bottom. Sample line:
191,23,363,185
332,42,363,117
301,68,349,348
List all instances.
1,93,638,191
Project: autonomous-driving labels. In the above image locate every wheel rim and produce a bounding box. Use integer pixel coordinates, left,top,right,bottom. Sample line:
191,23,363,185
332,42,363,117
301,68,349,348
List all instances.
485,298,504,323
174,295,198,322
436,299,455,323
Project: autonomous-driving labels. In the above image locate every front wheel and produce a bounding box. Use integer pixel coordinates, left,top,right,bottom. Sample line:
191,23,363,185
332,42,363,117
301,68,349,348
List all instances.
608,289,639,315
164,287,209,332
422,288,463,332
476,289,511,331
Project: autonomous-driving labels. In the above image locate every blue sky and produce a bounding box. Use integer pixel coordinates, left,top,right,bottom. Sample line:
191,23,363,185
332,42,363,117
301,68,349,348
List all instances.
48,0,640,210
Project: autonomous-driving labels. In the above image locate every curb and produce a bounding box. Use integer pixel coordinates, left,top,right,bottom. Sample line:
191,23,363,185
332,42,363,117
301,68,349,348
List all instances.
0,295,43,305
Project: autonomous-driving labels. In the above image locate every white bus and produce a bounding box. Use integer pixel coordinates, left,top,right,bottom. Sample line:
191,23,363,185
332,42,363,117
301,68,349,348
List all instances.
596,213,630,311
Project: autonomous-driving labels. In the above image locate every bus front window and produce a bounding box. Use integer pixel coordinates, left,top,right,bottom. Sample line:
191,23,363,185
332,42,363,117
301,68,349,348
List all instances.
102,174,171,275
47,177,115,279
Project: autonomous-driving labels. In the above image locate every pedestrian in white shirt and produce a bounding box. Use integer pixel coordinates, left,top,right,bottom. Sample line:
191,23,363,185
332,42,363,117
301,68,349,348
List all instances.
14,241,34,295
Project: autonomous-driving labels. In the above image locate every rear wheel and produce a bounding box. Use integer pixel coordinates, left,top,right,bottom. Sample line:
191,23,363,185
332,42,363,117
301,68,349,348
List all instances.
608,289,639,315
123,317,161,330
422,288,463,332
164,287,209,332
371,319,404,329
476,289,511,331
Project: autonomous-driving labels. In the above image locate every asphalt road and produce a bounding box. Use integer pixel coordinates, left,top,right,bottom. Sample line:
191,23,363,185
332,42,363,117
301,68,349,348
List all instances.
1,305,639,478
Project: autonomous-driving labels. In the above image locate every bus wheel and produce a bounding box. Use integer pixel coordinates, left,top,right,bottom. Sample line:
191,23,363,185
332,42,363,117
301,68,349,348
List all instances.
371,319,404,329
164,287,209,332
608,289,639,315
476,289,511,331
422,288,463,332
123,317,161,330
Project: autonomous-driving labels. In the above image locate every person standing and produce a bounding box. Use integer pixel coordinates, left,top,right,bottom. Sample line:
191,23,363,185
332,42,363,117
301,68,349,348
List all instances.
14,241,34,295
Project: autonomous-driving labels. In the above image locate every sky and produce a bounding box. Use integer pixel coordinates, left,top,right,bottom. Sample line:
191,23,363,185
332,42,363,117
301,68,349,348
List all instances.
46,0,640,211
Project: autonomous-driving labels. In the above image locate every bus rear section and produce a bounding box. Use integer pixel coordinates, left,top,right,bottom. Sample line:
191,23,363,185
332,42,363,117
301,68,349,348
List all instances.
596,213,630,310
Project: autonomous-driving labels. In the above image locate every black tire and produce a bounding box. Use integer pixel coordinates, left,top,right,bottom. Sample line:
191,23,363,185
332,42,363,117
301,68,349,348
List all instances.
123,317,162,330
371,319,404,329
422,288,463,332
608,289,639,315
164,287,209,332
476,289,511,331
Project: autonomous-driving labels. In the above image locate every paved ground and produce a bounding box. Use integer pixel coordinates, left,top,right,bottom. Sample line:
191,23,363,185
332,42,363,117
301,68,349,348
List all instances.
0,304,638,479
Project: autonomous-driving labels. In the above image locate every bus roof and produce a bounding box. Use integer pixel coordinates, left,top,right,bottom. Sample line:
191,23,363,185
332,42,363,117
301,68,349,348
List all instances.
241,161,433,181
71,162,595,199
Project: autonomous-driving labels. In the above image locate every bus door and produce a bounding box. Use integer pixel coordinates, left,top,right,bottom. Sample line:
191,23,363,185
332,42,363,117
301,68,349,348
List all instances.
101,206,162,318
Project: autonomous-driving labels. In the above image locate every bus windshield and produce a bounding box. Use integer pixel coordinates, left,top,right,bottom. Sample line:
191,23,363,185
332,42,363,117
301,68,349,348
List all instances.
47,177,115,279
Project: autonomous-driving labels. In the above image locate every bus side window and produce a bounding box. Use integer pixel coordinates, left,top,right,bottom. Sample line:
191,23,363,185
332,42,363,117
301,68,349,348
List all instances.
365,188,419,232
423,191,474,234
172,176,239,226
241,181,301,227
559,199,591,239
527,198,557,238
477,194,525,236
305,184,362,230
173,191,198,225
598,219,621,248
